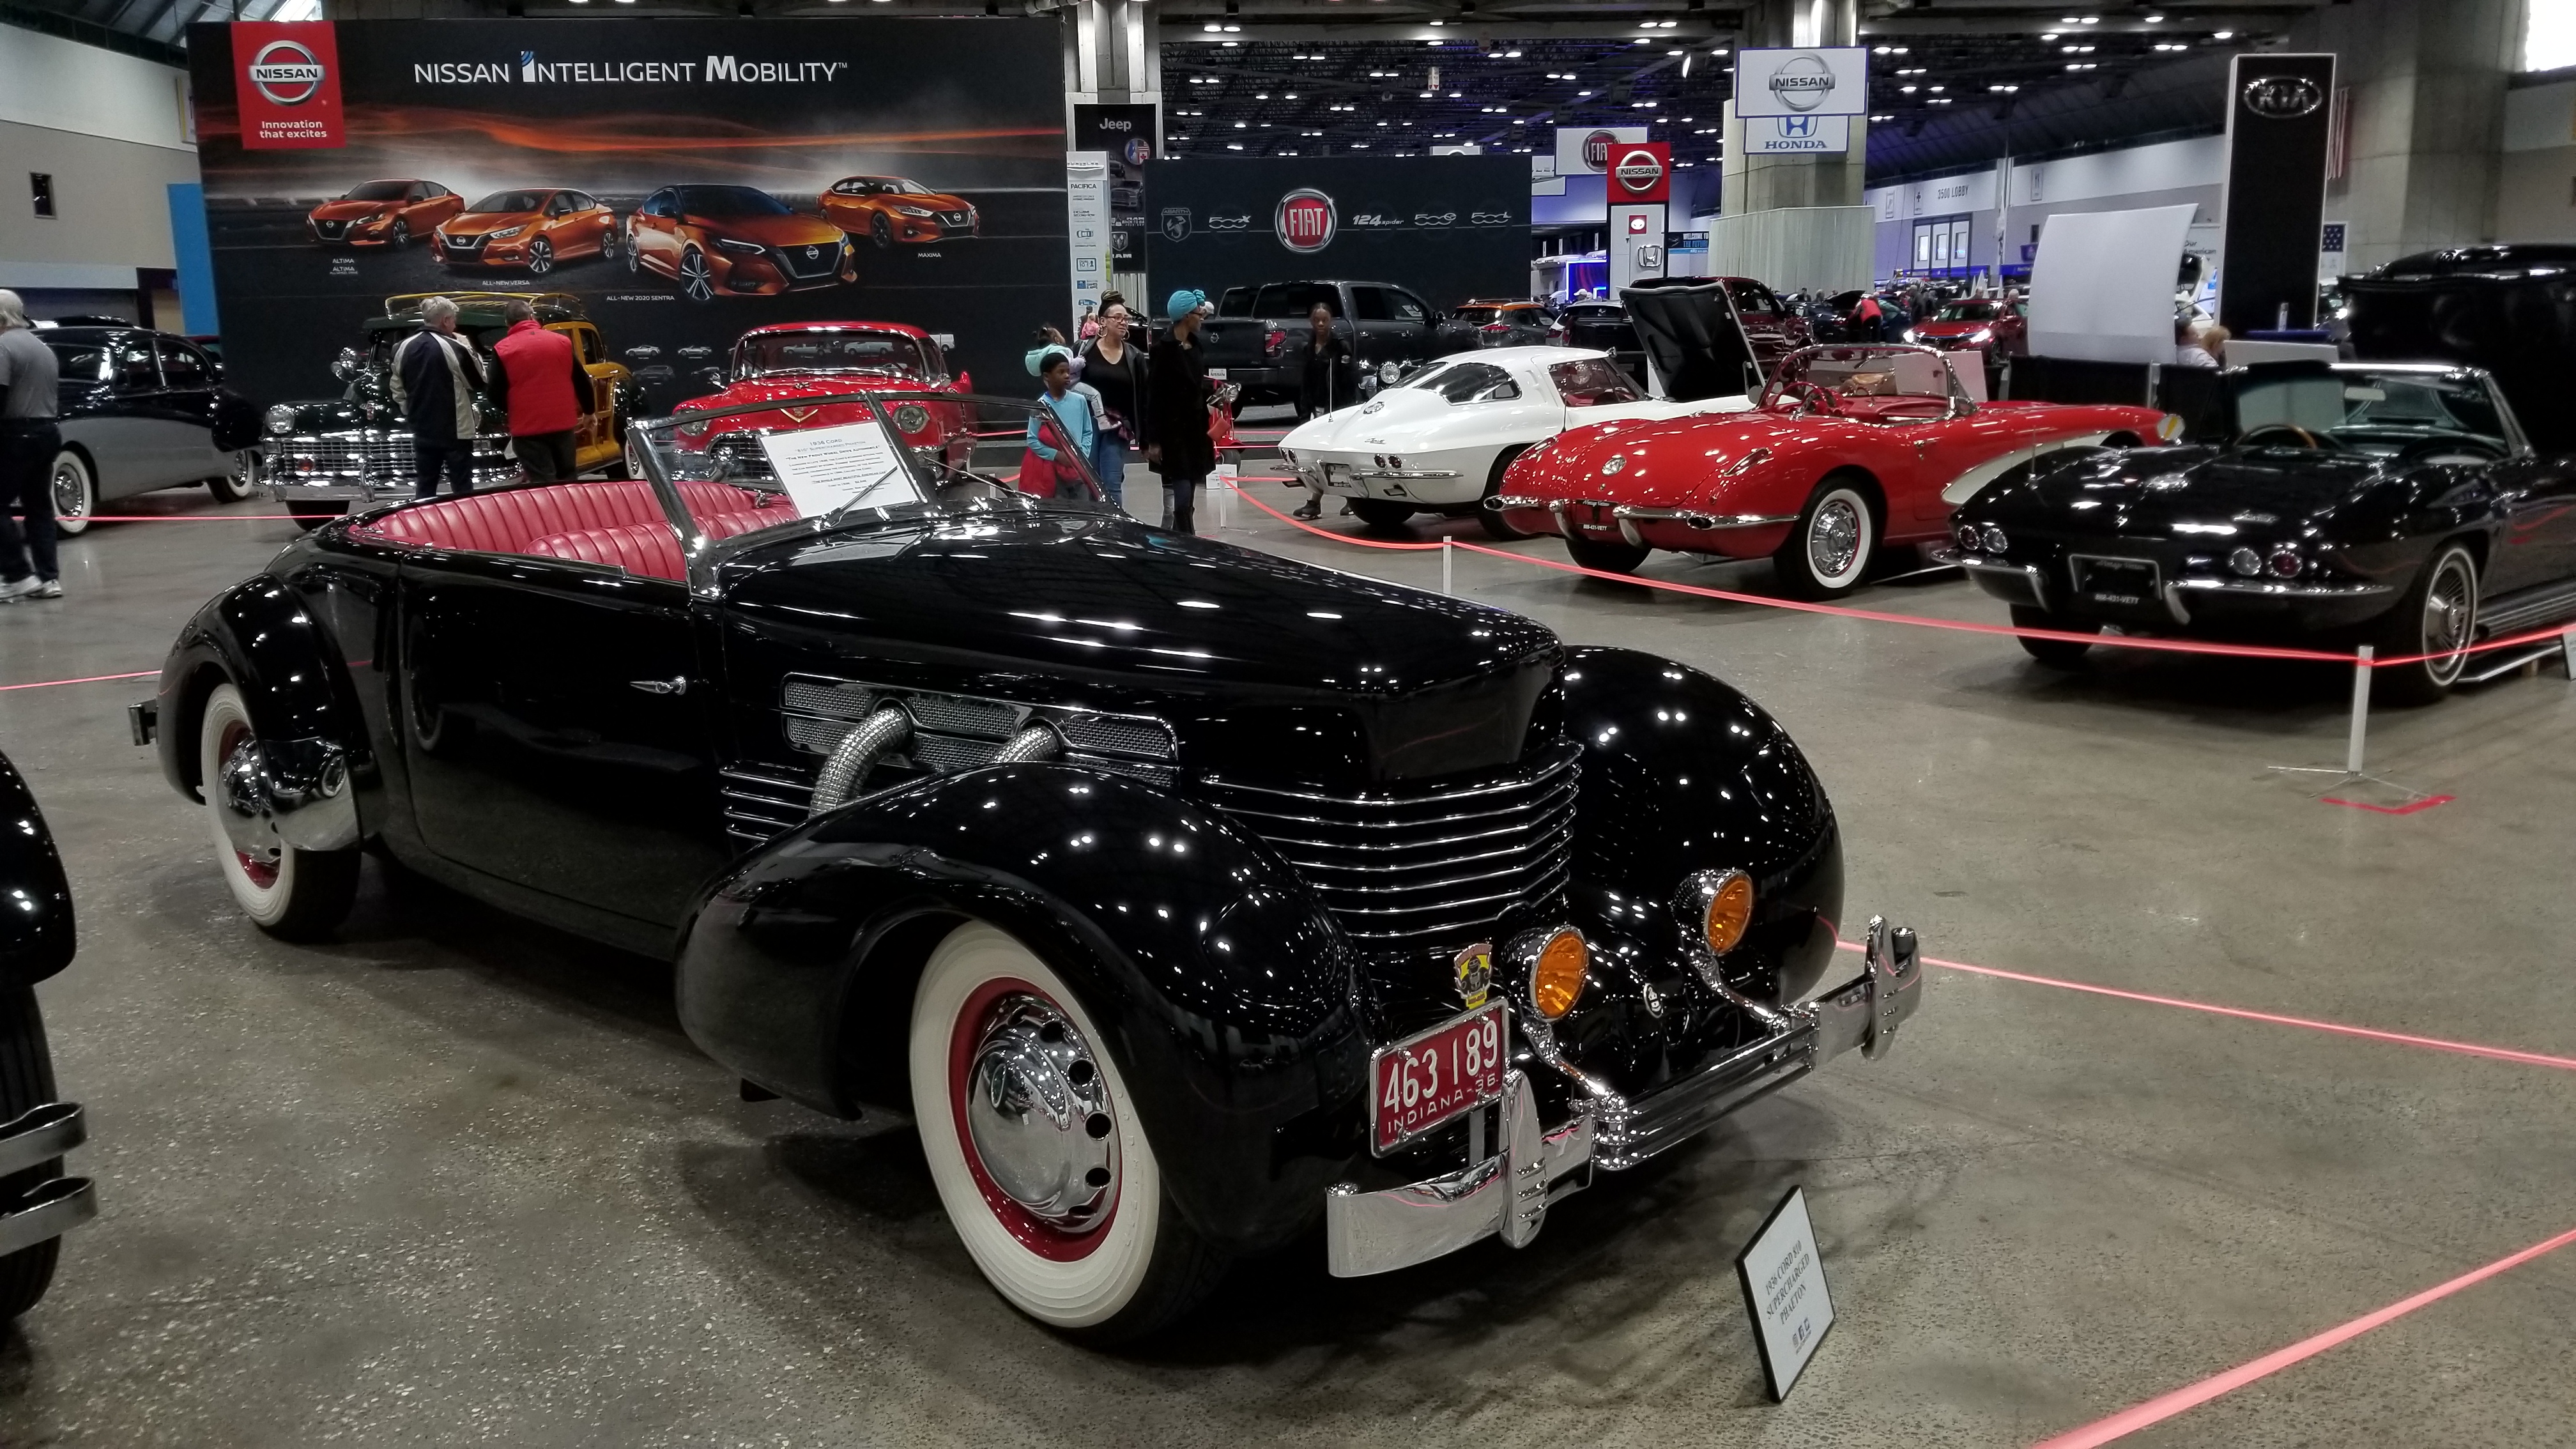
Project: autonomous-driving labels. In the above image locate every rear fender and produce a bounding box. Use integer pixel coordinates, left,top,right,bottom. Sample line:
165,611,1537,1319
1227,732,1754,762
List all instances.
1558,645,1844,1004
678,763,1370,1255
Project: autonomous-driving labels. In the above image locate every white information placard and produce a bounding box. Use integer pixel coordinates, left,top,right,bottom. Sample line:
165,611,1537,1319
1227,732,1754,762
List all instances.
1733,48,1869,119
1735,1186,1834,1402
759,420,912,518
1745,114,1852,155
1066,150,1111,332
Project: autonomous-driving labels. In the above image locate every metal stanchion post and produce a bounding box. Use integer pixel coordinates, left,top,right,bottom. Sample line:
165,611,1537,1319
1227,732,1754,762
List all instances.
2347,645,2373,774
1441,537,1454,595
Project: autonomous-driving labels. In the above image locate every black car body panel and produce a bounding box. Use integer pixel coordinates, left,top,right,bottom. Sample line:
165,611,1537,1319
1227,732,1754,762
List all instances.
0,753,75,987
2342,243,2576,455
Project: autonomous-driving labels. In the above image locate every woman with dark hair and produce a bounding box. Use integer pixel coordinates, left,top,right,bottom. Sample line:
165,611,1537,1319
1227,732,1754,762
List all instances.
1291,303,1356,521
1144,288,1216,534
1079,298,1146,512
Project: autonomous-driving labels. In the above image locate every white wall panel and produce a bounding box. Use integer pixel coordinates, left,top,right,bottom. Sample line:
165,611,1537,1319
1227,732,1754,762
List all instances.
0,27,194,152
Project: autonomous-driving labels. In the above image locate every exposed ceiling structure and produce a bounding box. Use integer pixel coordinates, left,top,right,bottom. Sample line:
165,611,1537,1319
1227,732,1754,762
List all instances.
2,0,2331,182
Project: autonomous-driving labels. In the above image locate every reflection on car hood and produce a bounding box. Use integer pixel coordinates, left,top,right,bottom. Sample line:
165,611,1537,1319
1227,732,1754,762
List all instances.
310,199,394,220
441,210,544,235
1970,444,2389,532
677,372,923,413
1512,410,1820,506
689,213,847,245
1282,385,1492,451
719,507,1561,780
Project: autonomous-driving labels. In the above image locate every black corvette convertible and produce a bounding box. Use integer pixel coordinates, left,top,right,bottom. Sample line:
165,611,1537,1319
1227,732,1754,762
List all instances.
1953,360,2567,702
137,392,1922,1341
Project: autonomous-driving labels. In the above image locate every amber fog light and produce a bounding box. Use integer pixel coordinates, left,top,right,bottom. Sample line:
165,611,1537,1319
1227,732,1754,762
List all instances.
1703,871,1756,955
1528,928,1589,1020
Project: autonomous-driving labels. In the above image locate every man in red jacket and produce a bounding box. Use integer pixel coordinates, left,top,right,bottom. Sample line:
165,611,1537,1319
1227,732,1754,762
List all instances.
488,299,593,483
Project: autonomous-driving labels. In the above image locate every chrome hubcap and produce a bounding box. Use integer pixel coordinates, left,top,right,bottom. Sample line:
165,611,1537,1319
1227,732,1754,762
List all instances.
1809,498,1861,578
52,463,84,517
215,725,283,883
963,994,1117,1234
2424,558,2474,680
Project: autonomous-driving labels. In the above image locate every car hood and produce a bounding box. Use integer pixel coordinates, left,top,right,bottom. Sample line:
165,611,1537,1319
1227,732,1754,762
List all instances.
870,191,968,210
1620,282,1763,402
442,210,542,235
719,508,1561,781
312,199,396,220
1968,444,2386,533
1512,408,1822,506
690,213,847,245
678,372,926,413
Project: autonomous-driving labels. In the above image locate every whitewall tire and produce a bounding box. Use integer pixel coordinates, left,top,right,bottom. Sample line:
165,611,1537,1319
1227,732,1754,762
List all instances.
908,921,1224,1340
49,452,95,537
1775,477,1877,599
199,684,360,939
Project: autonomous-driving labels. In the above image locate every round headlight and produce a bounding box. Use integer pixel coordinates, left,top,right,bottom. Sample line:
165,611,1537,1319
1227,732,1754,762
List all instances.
2229,546,2264,578
264,404,298,436
1701,871,1756,956
1956,522,1982,553
1981,524,2009,554
1529,928,1588,1020
891,403,930,435
2267,546,2303,578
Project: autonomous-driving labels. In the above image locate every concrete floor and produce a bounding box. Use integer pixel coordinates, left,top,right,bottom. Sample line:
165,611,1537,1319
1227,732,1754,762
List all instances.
1,475,2571,1448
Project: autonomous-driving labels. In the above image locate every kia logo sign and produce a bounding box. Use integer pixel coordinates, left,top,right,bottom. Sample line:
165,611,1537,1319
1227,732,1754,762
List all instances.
1768,52,1836,112
1613,147,1666,195
1275,188,1336,252
1583,130,1619,171
2241,74,2324,118
247,38,326,105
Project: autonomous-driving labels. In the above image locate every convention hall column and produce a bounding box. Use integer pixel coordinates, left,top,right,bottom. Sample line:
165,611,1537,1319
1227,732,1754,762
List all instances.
1715,0,1874,295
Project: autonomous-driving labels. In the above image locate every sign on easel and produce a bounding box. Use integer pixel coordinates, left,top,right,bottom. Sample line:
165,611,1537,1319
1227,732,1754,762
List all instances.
1735,1186,1834,1401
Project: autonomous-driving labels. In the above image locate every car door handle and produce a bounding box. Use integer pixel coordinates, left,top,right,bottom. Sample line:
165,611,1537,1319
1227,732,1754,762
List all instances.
629,677,688,696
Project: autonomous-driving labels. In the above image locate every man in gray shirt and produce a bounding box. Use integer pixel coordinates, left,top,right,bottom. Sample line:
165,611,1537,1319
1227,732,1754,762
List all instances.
0,290,62,602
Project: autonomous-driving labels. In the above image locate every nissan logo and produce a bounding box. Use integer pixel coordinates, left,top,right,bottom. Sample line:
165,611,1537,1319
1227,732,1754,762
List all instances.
805,245,820,259
1613,147,1666,195
2241,75,2324,119
1767,52,1836,113
247,38,326,107
1276,188,1336,253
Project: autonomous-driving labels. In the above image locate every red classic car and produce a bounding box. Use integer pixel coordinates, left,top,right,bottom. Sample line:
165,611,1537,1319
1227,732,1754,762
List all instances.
667,322,973,480
1491,342,2174,597
1906,298,2028,360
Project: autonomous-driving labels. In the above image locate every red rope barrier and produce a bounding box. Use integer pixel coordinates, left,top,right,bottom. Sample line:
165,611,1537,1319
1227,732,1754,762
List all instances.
2029,1220,2576,1447
0,670,156,694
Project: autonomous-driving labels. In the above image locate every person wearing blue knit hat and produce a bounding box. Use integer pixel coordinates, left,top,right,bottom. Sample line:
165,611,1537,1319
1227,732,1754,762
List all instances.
1143,289,1216,533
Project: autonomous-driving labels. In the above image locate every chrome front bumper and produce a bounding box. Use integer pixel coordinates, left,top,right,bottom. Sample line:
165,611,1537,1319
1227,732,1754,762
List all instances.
1484,495,1796,549
261,430,516,504
1327,917,1923,1276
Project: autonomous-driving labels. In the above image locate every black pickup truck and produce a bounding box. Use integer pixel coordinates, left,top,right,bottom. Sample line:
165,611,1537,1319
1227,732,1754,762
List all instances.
1197,280,1445,408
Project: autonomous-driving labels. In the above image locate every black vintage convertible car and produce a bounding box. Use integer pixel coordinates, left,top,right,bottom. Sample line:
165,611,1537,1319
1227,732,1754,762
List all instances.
1952,360,2567,702
137,392,1920,1340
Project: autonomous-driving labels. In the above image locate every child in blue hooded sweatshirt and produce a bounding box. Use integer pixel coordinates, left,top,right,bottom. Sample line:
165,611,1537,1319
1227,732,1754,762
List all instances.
1025,345,1098,500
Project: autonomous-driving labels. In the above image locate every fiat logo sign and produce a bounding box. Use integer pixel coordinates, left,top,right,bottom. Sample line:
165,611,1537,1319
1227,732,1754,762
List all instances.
2241,75,2325,118
1767,52,1836,112
1582,130,1620,171
1613,147,1666,195
1276,188,1336,253
247,38,326,106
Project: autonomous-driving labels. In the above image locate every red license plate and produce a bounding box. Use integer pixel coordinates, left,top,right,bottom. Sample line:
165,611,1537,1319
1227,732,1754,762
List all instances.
1370,1003,1508,1155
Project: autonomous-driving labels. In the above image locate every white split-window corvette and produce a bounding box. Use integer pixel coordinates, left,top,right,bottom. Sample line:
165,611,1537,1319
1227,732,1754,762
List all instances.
1277,344,1758,538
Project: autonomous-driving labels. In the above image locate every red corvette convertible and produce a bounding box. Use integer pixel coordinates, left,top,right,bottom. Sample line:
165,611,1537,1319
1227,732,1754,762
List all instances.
668,322,973,480
1491,342,2175,597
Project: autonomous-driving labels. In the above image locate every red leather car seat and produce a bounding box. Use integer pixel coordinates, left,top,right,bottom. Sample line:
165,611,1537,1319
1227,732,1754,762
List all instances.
522,509,788,581
356,479,790,556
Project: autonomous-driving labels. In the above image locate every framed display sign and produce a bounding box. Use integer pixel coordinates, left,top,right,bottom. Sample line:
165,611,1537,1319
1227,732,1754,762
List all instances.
1733,47,1868,119
1735,1186,1835,1402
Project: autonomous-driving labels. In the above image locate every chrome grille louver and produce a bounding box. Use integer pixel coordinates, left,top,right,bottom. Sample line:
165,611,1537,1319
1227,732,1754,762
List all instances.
1193,739,1579,954
719,765,814,848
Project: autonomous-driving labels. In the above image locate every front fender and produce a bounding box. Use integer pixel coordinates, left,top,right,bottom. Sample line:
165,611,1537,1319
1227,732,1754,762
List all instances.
1559,645,1844,1004
677,763,1370,1255
153,573,364,850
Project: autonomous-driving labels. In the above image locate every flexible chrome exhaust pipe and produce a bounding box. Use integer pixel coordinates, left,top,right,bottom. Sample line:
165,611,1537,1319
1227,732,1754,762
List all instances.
809,707,912,815
990,724,1061,763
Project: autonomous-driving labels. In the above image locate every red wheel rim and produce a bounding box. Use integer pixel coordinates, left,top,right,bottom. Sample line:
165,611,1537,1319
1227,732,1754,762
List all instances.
947,976,1118,1262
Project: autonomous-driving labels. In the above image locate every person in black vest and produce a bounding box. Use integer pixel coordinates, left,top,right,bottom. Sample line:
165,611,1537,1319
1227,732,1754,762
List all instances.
388,296,487,499
1144,288,1215,534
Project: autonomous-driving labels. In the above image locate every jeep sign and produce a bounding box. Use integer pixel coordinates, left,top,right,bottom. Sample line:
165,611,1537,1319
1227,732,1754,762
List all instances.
1732,47,1868,119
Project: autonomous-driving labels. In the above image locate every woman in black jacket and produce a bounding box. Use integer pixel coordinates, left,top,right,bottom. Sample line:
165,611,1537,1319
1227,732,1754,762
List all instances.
1144,288,1216,534
1291,302,1356,520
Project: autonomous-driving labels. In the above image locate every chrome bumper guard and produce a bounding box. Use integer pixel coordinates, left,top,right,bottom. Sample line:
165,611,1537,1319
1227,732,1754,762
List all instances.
1609,505,1799,550
1327,917,1922,1276
0,1103,95,1257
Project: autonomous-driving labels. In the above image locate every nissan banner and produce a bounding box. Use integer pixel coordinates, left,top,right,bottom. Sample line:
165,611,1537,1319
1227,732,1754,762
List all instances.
1733,47,1869,119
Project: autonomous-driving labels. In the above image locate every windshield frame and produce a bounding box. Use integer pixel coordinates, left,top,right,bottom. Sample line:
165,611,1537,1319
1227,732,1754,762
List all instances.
1760,342,1974,422
728,328,939,381
627,390,1111,597
2227,362,2526,459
